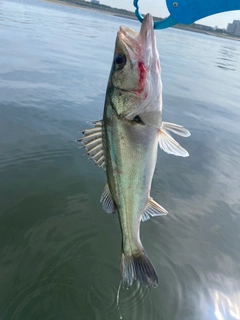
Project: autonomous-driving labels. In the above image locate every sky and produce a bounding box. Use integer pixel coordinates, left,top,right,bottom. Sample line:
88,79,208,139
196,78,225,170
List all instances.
99,0,240,28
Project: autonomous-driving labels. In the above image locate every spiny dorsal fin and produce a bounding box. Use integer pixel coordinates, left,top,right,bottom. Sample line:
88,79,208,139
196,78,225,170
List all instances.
78,120,105,170
100,183,116,214
142,198,168,222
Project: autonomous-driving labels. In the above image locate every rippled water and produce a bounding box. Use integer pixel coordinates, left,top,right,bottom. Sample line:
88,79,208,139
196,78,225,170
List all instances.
1,0,240,319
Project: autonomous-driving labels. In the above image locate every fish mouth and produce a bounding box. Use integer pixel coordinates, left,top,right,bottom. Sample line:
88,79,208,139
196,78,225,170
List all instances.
118,26,140,56
118,14,156,61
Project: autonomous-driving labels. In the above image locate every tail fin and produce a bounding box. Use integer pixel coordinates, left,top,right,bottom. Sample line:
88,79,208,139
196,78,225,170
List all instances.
121,250,158,288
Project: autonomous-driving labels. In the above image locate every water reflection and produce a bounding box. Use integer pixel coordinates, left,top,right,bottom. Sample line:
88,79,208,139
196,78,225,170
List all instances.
214,291,240,320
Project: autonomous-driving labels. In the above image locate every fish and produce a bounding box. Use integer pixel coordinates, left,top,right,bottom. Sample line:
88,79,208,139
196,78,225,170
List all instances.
78,14,190,288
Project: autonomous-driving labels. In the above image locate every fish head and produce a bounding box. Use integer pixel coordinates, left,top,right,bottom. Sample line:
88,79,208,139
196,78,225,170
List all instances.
109,13,162,121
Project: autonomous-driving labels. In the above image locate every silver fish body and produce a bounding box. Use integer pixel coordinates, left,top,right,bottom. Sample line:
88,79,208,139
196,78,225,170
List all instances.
103,107,160,287
79,14,190,287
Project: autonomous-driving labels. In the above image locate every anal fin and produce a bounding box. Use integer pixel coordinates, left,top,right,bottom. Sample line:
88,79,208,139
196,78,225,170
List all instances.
142,198,168,222
100,183,116,214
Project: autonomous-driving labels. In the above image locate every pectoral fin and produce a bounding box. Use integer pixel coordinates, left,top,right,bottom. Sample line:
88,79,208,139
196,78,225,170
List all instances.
158,122,190,157
162,122,190,137
142,198,168,222
78,120,105,169
100,183,116,214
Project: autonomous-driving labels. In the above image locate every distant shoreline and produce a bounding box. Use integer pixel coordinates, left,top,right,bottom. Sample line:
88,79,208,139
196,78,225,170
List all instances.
44,0,240,41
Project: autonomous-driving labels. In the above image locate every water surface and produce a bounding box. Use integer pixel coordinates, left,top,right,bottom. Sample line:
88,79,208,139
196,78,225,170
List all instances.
0,0,240,319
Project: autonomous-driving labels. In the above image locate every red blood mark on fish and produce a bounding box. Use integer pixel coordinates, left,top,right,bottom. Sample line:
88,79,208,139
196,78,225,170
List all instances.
138,61,148,99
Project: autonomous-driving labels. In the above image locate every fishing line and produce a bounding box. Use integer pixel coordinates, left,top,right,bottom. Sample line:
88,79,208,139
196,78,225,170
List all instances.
116,280,123,319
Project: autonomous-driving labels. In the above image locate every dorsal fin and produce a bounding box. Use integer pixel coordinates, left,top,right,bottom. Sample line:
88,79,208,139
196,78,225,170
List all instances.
100,183,116,214
78,120,105,170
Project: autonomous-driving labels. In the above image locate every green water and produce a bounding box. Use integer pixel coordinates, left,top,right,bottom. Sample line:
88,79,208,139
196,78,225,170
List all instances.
1,0,240,319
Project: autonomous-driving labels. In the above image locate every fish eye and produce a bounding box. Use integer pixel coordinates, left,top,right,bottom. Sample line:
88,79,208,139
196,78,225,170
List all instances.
114,53,126,70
